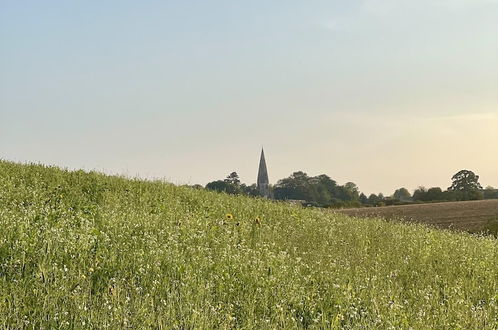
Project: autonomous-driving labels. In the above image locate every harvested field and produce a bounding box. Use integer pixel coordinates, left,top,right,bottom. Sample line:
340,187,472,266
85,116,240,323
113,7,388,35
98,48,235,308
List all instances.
336,199,498,233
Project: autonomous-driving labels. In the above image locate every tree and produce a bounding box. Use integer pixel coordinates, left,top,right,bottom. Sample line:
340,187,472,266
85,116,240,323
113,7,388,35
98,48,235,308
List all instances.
225,172,240,185
448,170,483,201
187,184,204,190
484,186,498,200
448,170,482,191
426,187,444,201
312,174,337,207
413,186,448,202
359,193,368,204
240,183,259,197
274,171,317,203
367,194,380,206
393,188,411,202
412,186,428,202
206,172,242,195
273,172,362,207
343,182,360,201
206,180,241,195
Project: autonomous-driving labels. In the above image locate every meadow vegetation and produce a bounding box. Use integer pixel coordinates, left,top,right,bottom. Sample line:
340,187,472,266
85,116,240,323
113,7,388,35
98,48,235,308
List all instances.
1,160,497,328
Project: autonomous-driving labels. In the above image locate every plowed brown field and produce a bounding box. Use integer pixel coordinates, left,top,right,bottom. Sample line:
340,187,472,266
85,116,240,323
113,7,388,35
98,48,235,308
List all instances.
336,199,498,233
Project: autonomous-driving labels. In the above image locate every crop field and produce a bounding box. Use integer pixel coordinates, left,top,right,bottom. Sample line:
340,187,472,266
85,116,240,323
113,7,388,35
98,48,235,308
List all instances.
336,200,498,235
1,160,498,328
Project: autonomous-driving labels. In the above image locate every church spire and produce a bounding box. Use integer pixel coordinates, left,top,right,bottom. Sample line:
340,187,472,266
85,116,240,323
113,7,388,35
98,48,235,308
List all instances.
257,148,270,198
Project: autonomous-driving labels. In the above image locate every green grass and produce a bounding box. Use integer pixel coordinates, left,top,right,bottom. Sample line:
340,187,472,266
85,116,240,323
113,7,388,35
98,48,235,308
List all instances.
0,160,497,328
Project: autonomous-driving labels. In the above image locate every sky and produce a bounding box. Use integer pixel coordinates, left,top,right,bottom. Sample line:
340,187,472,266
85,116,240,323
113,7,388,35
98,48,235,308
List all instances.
1,0,498,195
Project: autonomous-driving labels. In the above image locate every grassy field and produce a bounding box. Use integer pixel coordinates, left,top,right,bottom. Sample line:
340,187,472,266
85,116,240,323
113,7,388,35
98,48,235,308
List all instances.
1,160,497,328
336,200,498,235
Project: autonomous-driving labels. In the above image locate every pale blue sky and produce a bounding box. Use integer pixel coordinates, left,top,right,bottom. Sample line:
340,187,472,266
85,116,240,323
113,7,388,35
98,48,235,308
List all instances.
1,0,498,195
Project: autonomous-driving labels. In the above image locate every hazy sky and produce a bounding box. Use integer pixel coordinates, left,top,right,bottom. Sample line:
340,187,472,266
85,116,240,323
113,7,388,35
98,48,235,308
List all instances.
1,0,498,195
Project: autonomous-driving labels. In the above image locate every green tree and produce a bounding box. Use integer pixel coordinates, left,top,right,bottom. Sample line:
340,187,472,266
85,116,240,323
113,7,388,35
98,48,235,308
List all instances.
274,171,317,203
205,180,241,195
225,172,241,185
206,172,243,195
367,194,380,206
426,187,444,201
186,184,203,190
343,182,360,201
393,188,411,202
274,172,361,207
359,193,368,204
311,174,337,207
448,170,482,191
240,183,259,197
484,186,498,200
448,170,483,201
412,187,428,202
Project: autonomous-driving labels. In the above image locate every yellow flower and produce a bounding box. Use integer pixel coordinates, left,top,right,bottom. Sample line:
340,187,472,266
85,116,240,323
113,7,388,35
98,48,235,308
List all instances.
225,213,234,220
108,285,116,296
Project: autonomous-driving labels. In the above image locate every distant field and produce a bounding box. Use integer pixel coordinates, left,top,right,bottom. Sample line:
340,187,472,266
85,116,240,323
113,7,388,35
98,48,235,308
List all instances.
336,200,498,234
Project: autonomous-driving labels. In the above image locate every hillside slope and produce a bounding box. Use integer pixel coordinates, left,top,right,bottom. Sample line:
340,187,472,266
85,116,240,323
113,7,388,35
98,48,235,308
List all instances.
0,161,497,328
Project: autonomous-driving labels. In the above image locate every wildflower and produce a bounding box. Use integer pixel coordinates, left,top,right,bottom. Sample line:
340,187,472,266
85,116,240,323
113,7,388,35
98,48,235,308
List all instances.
108,285,116,296
226,214,234,220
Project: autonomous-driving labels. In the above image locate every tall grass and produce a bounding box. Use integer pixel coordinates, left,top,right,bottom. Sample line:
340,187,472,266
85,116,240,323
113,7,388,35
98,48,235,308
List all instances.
0,160,497,328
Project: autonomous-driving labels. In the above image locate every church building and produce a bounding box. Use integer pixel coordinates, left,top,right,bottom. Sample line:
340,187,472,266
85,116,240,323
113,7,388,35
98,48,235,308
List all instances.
257,148,270,198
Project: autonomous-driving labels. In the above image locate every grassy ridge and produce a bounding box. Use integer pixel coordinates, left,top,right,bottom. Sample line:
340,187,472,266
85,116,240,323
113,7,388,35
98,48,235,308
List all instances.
0,160,497,328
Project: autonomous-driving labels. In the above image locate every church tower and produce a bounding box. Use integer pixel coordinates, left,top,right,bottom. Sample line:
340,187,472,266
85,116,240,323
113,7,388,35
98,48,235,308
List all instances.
257,148,270,198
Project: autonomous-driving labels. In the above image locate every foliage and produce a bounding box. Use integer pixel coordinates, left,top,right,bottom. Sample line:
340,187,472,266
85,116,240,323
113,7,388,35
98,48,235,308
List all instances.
410,170,485,203
359,193,368,204
205,172,241,195
205,173,259,197
484,186,498,200
412,186,428,202
413,187,445,202
185,184,204,190
393,187,412,202
205,179,240,194
206,169,493,208
367,193,382,206
225,172,241,185
448,170,483,200
0,161,498,328
273,172,360,207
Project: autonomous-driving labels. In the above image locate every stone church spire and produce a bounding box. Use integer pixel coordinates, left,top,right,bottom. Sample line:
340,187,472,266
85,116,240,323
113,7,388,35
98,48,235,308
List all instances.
257,148,270,198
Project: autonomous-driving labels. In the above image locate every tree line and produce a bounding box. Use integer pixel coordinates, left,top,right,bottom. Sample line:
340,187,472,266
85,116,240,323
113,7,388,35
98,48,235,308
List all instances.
199,169,498,208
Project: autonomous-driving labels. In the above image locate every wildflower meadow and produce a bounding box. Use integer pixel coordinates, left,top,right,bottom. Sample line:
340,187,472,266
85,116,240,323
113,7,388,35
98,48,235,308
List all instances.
0,160,497,328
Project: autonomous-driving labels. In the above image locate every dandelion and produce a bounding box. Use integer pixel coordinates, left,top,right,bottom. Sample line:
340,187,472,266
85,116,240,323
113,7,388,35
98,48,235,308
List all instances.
226,213,234,220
